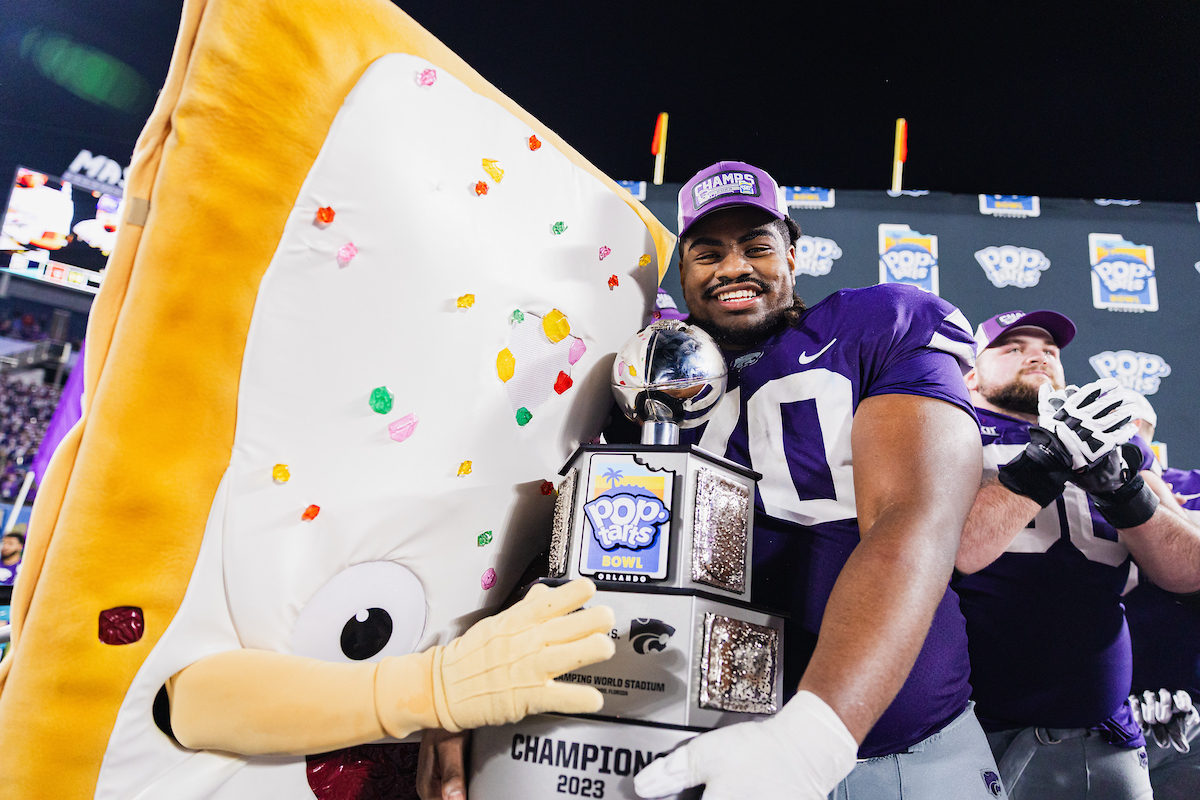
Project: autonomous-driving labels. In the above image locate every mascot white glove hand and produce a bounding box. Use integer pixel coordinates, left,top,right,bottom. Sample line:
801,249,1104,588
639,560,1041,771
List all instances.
1037,379,1139,470
377,578,616,736
1132,689,1200,753
633,690,857,800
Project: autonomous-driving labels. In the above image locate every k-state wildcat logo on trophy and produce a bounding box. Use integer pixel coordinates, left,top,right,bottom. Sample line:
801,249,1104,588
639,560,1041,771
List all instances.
470,320,786,800
630,619,675,654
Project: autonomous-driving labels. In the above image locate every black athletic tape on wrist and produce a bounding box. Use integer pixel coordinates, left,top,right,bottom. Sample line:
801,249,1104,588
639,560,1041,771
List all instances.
1092,474,1159,529
998,452,1067,508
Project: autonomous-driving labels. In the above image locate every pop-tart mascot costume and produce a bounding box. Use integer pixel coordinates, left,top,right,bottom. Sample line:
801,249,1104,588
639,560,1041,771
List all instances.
0,1,675,797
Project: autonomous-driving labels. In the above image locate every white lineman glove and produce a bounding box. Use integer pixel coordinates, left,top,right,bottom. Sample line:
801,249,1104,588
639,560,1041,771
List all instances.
633,690,857,800
1130,689,1200,753
1037,379,1139,470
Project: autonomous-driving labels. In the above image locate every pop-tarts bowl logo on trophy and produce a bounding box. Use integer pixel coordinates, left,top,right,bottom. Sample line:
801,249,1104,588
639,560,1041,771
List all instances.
692,170,760,210
584,492,668,551
1089,233,1158,312
878,224,939,295
580,453,673,581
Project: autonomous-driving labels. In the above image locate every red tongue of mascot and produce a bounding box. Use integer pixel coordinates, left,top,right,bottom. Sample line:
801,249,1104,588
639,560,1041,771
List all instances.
306,745,420,800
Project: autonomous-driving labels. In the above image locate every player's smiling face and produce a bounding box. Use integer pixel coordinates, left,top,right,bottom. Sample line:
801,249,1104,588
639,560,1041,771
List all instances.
679,206,796,348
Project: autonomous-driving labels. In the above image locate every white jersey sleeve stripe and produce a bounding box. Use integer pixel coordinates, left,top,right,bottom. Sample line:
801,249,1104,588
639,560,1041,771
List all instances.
928,308,977,372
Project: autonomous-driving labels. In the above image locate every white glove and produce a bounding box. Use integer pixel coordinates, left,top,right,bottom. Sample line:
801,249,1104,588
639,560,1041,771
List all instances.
1130,689,1200,753
1037,379,1139,470
633,690,857,799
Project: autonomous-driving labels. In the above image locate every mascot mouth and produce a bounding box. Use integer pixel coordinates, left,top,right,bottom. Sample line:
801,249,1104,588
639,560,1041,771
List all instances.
306,742,421,800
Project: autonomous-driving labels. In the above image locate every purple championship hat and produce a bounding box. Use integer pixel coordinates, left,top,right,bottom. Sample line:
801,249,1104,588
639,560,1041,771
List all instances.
677,160,787,238
974,309,1076,352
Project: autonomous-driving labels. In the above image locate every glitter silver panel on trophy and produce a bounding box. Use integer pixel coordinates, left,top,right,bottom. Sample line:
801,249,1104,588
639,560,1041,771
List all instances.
470,320,787,800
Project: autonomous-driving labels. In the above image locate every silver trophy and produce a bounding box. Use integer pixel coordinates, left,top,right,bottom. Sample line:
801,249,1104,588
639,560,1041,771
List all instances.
470,320,785,800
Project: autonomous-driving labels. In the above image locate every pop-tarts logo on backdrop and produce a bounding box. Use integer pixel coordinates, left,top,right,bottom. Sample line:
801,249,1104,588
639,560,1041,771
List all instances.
692,171,759,209
1089,350,1171,395
974,245,1051,288
795,235,843,277
785,187,835,209
979,195,1040,219
879,224,939,295
579,454,673,581
1089,233,1158,312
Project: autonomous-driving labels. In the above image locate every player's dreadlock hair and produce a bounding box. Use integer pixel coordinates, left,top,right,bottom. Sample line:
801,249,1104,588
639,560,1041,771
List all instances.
772,215,808,326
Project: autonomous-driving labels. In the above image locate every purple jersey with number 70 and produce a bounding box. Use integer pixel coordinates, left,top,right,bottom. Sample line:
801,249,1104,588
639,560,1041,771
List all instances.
678,282,979,758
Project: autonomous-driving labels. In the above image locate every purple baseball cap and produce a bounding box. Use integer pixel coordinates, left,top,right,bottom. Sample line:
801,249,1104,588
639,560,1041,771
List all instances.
677,161,787,238
974,309,1076,352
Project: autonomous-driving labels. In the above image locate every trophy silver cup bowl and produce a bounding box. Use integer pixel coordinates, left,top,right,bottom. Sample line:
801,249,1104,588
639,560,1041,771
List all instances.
469,320,784,800
611,320,727,445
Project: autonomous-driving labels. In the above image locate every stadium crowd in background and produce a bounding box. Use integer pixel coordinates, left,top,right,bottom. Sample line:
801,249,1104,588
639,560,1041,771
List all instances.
0,376,60,500
0,311,48,343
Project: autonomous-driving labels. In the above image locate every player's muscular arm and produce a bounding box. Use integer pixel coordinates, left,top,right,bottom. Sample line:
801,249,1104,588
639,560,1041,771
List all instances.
798,393,982,743
954,476,1042,574
1120,470,1200,594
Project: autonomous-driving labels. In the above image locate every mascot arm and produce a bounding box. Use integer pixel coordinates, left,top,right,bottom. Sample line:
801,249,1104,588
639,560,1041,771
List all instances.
167,578,614,755
167,648,400,755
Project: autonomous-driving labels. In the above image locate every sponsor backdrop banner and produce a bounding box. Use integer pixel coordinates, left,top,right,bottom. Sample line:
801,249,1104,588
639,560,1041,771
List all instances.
642,186,1200,468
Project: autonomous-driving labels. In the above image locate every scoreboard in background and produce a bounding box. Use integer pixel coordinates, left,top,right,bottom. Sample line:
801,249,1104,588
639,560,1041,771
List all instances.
0,166,116,296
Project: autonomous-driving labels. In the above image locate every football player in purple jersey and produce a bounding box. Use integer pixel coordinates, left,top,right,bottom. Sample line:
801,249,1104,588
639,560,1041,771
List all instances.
633,162,1000,800
952,311,1200,800
1119,397,1200,800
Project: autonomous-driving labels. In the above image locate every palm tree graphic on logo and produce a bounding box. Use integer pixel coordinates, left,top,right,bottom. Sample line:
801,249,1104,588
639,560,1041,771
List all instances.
600,467,624,488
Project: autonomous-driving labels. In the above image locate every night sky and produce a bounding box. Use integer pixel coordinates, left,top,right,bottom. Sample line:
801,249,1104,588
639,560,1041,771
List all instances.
2,1,1199,201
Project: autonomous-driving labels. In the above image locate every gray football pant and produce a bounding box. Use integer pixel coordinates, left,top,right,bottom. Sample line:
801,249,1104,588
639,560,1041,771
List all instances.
1144,723,1200,800
829,702,1006,800
986,726,1152,800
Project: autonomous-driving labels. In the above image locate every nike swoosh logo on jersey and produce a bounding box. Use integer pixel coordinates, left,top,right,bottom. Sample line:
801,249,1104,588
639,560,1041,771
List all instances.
798,338,837,365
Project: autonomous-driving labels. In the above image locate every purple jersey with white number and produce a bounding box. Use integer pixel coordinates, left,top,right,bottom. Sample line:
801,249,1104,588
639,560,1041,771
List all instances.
1126,466,1200,698
953,410,1154,741
679,283,979,758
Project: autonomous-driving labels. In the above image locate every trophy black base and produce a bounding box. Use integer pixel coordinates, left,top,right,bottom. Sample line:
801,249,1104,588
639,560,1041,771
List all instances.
469,714,701,800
